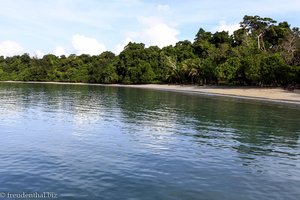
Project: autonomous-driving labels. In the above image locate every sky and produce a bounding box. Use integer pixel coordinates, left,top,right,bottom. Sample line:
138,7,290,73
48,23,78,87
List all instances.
0,0,299,57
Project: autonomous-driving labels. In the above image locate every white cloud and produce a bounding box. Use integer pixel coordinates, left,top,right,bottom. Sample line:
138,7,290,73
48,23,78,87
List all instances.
157,4,170,12
115,37,134,54
214,21,240,35
72,34,106,55
127,16,179,48
142,23,179,47
0,0,300,57
53,46,66,56
0,40,24,57
34,50,45,58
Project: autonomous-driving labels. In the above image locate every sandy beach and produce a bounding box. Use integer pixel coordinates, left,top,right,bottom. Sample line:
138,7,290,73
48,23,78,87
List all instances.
1,81,300,105
114,84,300,105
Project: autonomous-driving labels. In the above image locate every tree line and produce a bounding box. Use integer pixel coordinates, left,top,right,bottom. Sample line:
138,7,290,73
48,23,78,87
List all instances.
0,15,300,86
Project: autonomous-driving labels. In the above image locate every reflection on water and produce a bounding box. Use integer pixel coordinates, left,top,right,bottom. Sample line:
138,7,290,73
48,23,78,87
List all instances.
0,82,299,200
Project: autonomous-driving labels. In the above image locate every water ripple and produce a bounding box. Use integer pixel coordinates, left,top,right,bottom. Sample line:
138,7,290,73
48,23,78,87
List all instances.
0,83,299,200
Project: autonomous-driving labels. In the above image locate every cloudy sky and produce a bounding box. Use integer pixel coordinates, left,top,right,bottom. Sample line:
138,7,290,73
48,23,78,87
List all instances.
0,0,299,57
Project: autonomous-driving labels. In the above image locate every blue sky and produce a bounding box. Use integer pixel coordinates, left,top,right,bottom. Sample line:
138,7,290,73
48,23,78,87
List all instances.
0,0,299,57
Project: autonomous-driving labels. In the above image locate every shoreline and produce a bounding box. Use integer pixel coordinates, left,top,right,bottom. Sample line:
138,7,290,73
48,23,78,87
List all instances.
1,81,300,105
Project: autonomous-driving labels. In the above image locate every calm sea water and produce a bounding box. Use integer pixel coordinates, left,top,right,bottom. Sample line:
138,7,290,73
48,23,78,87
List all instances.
0,82,299,200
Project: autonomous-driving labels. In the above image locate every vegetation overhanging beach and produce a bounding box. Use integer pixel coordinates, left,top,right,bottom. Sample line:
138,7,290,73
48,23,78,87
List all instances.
0,15,300,88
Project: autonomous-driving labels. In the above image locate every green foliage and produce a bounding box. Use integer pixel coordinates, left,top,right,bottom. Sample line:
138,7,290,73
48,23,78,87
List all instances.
243,55,262,84
0,15,299,86
195,28,212,42
175,40,196,62
260,54,288,85
88,51,118,83
216,57,241,82
210,31,233,47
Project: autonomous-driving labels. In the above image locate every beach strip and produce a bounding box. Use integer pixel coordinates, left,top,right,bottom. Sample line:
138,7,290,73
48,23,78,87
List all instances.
1,81,300,105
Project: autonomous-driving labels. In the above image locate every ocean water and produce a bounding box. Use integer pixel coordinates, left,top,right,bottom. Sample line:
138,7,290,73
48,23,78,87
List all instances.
0,82,299,200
